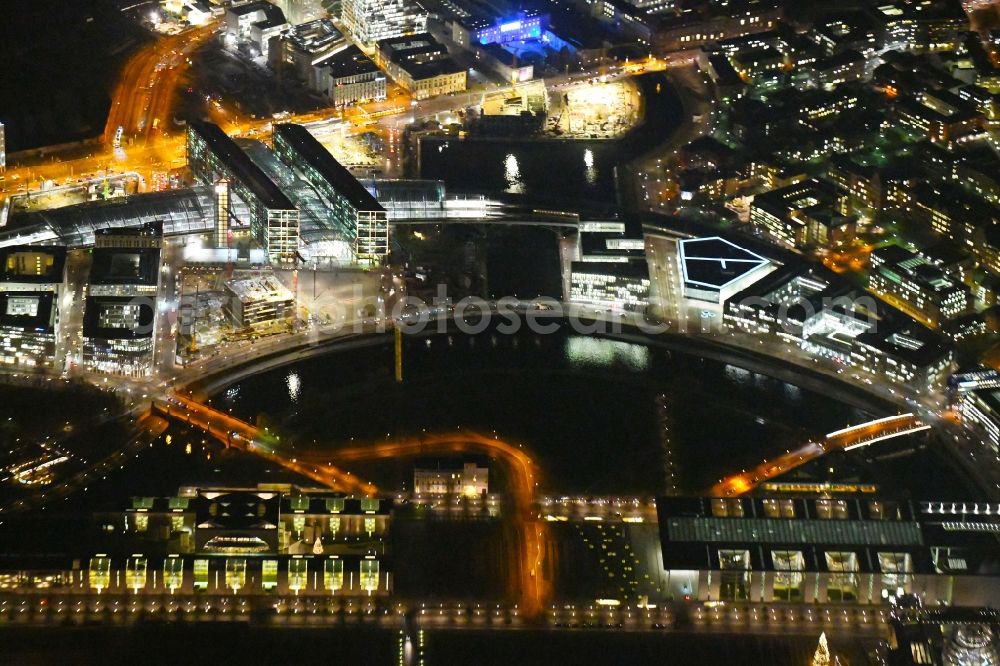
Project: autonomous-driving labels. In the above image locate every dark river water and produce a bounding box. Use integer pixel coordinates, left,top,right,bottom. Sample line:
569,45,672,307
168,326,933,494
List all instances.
217,326,875,495
418,72,683,207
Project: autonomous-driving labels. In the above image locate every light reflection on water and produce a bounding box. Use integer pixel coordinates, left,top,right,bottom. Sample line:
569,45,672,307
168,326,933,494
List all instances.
564,337,650,372
583,148,597,186
286,371,301,403
504,153,524,194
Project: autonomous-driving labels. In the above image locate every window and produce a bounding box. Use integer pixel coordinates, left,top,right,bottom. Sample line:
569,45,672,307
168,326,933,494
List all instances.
193,559,209,590
719,549,752,601
163,557,183,591
711,498,744,517
816,499,848,519
126,557,147,591
772,550,805,601
288,558,308,592
262,560,278,590
762,499,796,518
360,557,379,593
324,558,344,591
89,556,111,591
825,551,858,601
878,552,912,595
225,558,247,591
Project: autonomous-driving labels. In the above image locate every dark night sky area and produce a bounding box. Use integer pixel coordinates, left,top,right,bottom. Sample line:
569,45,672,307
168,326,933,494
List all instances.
0,0,150,152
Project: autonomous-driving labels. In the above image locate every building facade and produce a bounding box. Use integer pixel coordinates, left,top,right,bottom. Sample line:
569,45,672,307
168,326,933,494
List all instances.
223,274,295,329
272,123,388,264
657,496,1000,608
187,123,300,266
340,0,427,45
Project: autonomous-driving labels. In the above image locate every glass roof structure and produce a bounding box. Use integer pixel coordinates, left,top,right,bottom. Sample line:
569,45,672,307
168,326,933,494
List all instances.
0,187,215,248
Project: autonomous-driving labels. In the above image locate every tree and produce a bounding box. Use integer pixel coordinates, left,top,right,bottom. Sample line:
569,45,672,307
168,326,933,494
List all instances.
812,632,831,666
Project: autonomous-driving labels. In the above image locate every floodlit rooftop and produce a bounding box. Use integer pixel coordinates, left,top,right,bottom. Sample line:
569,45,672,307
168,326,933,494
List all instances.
225,274,294,304
679,236,771,291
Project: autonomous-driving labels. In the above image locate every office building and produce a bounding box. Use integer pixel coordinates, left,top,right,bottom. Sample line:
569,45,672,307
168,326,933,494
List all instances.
0,292,57,368
272,123,388,264
678,236,773,304
122,484,390,554
375,34,467,100
570,261,650,311
94,221,163,249
0,245,66,293
656,496,1000,607
275,0,325,25
81,246,160,376
87,248,161,298
654,0,782,52
224,1,289,58
413,458,489,496
223,274,295,329
82,297,155,377
724,264,954,389
893,91,983,146
467,11,547,46
320,45,387,107
868,245,971,328
0,245,65,367
44,485,394,595
475,43,533,83
750,179,844,250
268,19,348,95
954,369,1000,453
340,0,427,45
876,0,966,53
187,122,300,266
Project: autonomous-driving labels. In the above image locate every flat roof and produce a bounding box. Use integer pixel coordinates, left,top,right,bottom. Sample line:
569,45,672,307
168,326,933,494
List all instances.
225,274,294,303
324,44,382,80
376,33,437,53
273,123,384,212
189,122,296,211
0,245,66,283
0,291,55,333
679,236,770,291
89,248,160,286
82,296,155,339
571,260,649,279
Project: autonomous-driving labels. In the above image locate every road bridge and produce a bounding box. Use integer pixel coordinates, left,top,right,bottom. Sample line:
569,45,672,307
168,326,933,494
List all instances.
709,413,930,497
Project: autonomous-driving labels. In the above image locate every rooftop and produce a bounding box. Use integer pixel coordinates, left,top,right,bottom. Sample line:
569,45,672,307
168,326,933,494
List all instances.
89,248,160,286
273,123,384,212
679,236,771,291
0,291,56,333
225,274,293,303
82,296,154,339
0,245,66,283
323,44,382,80
189,122,295,211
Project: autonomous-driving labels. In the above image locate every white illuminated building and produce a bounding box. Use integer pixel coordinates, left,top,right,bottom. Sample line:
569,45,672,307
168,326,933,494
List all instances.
340,0,427,44
224,274,296,329
413,459,489,496
0,246,66,368
571,261,651,311
678,236,773,304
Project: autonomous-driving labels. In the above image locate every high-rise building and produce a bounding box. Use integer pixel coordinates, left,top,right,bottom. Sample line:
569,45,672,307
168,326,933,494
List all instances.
0,121,5,169
340,0,427,45
0,245,66,368
272,123,388,265
187,122,300,266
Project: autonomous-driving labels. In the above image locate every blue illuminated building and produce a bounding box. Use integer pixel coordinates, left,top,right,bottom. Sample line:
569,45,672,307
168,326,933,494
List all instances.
474,11,547,45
